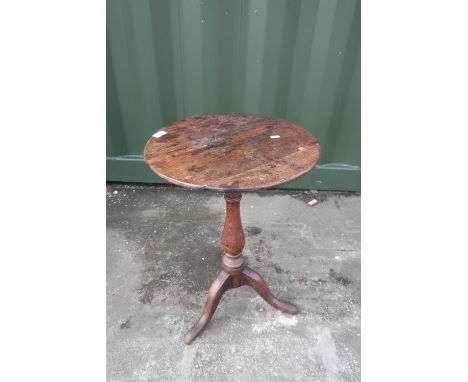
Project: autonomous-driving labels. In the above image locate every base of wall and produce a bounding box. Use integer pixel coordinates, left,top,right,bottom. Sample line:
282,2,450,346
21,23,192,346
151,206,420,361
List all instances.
106,156,360,191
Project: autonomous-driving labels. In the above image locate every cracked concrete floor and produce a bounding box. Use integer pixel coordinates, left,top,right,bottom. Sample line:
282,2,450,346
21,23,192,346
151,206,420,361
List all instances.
107,184,360,382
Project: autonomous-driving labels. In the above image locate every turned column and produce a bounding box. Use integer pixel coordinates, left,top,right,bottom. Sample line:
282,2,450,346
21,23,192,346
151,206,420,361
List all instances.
221,192,245,288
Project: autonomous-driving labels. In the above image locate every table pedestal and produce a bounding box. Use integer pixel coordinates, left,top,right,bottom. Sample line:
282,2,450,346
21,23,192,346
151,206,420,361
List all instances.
183,192,298,345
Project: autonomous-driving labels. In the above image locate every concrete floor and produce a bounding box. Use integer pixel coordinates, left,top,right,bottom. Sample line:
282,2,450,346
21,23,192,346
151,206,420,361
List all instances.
107,184,360,382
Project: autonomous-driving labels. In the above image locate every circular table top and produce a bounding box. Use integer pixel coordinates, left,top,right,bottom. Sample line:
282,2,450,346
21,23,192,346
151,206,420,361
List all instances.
144,113,320,192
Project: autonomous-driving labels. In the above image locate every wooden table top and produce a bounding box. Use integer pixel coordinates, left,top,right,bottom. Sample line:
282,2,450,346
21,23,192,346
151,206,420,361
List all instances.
144,113,320,192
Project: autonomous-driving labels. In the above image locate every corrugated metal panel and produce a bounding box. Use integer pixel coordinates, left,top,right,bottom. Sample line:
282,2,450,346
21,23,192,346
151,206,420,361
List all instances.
107,0,360,191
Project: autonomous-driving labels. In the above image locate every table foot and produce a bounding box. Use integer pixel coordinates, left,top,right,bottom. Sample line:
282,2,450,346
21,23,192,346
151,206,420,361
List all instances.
242,266,298,315
183,270,231,345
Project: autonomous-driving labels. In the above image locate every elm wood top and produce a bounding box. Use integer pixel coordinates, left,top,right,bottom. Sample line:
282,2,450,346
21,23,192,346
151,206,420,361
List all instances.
144,113,320,192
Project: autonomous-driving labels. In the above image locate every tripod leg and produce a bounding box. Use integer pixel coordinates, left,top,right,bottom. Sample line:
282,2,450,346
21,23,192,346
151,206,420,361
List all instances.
183,270,231,344
242,266,298,315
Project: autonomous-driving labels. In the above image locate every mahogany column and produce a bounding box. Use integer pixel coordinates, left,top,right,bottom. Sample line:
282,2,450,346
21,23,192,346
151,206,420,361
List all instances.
183,192,298,345
221,192,245,287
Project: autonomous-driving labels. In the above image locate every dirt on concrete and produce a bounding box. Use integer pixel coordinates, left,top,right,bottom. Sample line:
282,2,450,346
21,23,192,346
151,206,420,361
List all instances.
107,184,361,382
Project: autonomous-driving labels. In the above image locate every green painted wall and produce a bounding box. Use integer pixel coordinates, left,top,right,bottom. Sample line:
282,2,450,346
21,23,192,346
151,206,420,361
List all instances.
107,0,361,191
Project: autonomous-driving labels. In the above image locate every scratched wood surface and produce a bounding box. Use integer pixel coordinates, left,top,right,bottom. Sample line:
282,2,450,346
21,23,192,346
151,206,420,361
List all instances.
144,113,320,191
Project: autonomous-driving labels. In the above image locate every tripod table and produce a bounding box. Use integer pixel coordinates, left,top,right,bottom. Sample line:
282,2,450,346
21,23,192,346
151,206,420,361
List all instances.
143,113,320,344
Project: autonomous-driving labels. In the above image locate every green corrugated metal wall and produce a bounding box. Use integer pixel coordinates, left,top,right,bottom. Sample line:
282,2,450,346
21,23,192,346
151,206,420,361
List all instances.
107,0,360,191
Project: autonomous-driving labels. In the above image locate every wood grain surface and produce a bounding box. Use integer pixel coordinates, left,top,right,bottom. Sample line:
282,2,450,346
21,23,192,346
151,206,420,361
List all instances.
144,113,320,191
